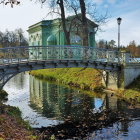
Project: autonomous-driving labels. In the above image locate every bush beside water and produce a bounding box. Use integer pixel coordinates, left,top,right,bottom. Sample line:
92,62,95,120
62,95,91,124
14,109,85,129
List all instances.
0,90,8,101
0,90,37,139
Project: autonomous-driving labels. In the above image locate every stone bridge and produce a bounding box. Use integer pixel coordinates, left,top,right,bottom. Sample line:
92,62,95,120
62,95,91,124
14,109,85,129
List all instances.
0,46,139,90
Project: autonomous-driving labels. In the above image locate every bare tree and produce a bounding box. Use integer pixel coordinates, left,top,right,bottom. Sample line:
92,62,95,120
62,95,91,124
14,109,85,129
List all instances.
15,28,26,46
36,0,109,46
3,30,10,47
37,0,71,45
0,0,20,7
79,0,88,46
56,0,70,45
97,40,106,48
68,0,108,46
108,40,116,48
0,29,28,48
0,31,4,48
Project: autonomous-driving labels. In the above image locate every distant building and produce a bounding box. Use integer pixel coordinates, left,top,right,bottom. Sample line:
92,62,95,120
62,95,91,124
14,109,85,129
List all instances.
27,15,98,47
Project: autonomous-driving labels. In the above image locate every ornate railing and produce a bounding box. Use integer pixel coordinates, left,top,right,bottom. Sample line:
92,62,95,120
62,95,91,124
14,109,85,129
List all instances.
0,45,137,65
129,54,140,63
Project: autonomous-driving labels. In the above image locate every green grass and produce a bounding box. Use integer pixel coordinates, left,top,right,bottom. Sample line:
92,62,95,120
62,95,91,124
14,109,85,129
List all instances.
0,103,32,130
0,89,32,131
30,68,102,90
118,76,140,100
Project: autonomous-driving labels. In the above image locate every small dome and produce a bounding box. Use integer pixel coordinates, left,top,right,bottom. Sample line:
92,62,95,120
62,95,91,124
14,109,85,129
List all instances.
47,35,57,45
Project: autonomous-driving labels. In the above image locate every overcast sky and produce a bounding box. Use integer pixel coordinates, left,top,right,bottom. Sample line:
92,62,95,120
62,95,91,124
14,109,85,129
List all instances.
0,0,140,46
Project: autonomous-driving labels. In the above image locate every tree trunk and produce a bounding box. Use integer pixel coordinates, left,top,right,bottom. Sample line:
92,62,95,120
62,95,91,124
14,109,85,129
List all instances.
79,0,88,46
57,0,71,45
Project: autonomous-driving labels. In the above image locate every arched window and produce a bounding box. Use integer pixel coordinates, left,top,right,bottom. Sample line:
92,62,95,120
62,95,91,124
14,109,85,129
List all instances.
47,35,57,45
71,34,81,45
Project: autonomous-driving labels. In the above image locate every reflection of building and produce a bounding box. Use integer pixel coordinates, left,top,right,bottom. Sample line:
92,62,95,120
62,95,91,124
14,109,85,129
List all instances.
27,15,98,46
29,75,94,121
30,76,43,111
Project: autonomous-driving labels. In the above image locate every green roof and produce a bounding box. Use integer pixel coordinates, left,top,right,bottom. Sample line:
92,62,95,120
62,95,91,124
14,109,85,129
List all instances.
28,14,98,31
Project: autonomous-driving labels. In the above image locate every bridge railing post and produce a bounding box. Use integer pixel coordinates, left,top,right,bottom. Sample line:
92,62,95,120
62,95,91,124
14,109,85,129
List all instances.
106,50,110,62
120,51,130,65
106,50,116,63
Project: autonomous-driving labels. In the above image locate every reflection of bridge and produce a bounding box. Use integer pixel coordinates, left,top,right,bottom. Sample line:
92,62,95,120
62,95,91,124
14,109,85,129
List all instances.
0,45,140,89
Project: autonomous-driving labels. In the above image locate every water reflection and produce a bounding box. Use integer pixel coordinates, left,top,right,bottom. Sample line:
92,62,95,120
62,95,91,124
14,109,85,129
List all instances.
4,73,140,139
30,76,97,122
29,75,130,121
11,72,27,89
29,76,140,139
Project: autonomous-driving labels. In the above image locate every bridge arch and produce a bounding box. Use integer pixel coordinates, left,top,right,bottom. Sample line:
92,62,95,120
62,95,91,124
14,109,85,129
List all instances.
0,73,18,90
0,59,120,90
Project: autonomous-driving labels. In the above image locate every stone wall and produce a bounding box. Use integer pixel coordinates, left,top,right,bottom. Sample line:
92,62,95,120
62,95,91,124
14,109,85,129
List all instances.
102,64,140,89
123,64,140,87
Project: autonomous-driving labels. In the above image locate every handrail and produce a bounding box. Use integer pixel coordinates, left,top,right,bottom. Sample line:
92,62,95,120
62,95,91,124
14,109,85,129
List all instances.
0,46,139,65
130,54,140,63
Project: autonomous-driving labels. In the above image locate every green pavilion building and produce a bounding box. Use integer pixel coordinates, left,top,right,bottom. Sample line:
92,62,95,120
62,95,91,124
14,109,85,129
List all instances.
27,15,98,47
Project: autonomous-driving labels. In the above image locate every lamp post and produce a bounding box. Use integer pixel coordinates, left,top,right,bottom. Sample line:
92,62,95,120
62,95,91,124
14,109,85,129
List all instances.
117,17,122,51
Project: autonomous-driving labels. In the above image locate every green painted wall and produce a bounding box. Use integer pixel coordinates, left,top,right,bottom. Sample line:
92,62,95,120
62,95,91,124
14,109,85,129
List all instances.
27,18,98,47
89,32,95,47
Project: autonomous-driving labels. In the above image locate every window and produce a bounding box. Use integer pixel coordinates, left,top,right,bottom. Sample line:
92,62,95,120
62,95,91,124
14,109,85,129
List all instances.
71,35,81,45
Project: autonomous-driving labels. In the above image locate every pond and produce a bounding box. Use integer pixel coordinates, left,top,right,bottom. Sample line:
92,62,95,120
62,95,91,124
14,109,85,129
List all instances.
4,73,140,140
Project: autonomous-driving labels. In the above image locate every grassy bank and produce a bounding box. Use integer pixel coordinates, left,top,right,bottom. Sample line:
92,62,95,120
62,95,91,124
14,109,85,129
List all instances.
30,68,140,101
30,68,103,90
118,76,140,101
0,90,37,140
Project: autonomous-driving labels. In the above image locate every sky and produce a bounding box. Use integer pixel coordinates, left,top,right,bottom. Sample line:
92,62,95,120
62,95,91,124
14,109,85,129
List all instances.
0,0,140,46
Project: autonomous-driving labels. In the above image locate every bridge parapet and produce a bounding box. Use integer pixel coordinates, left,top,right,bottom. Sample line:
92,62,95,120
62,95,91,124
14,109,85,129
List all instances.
0,46,135,65
103,51,140,90
120,51,140,65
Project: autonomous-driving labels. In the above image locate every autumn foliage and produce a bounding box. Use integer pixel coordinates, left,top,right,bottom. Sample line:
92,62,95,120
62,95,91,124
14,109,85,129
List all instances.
127,40,140,57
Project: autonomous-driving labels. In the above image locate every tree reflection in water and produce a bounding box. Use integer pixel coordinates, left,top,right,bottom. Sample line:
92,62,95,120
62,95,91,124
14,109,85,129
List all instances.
29,75,140,139
30,75,95,122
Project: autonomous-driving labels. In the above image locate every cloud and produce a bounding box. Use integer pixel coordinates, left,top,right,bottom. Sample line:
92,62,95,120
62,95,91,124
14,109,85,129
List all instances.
0,1,54,37
96,8,140,46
